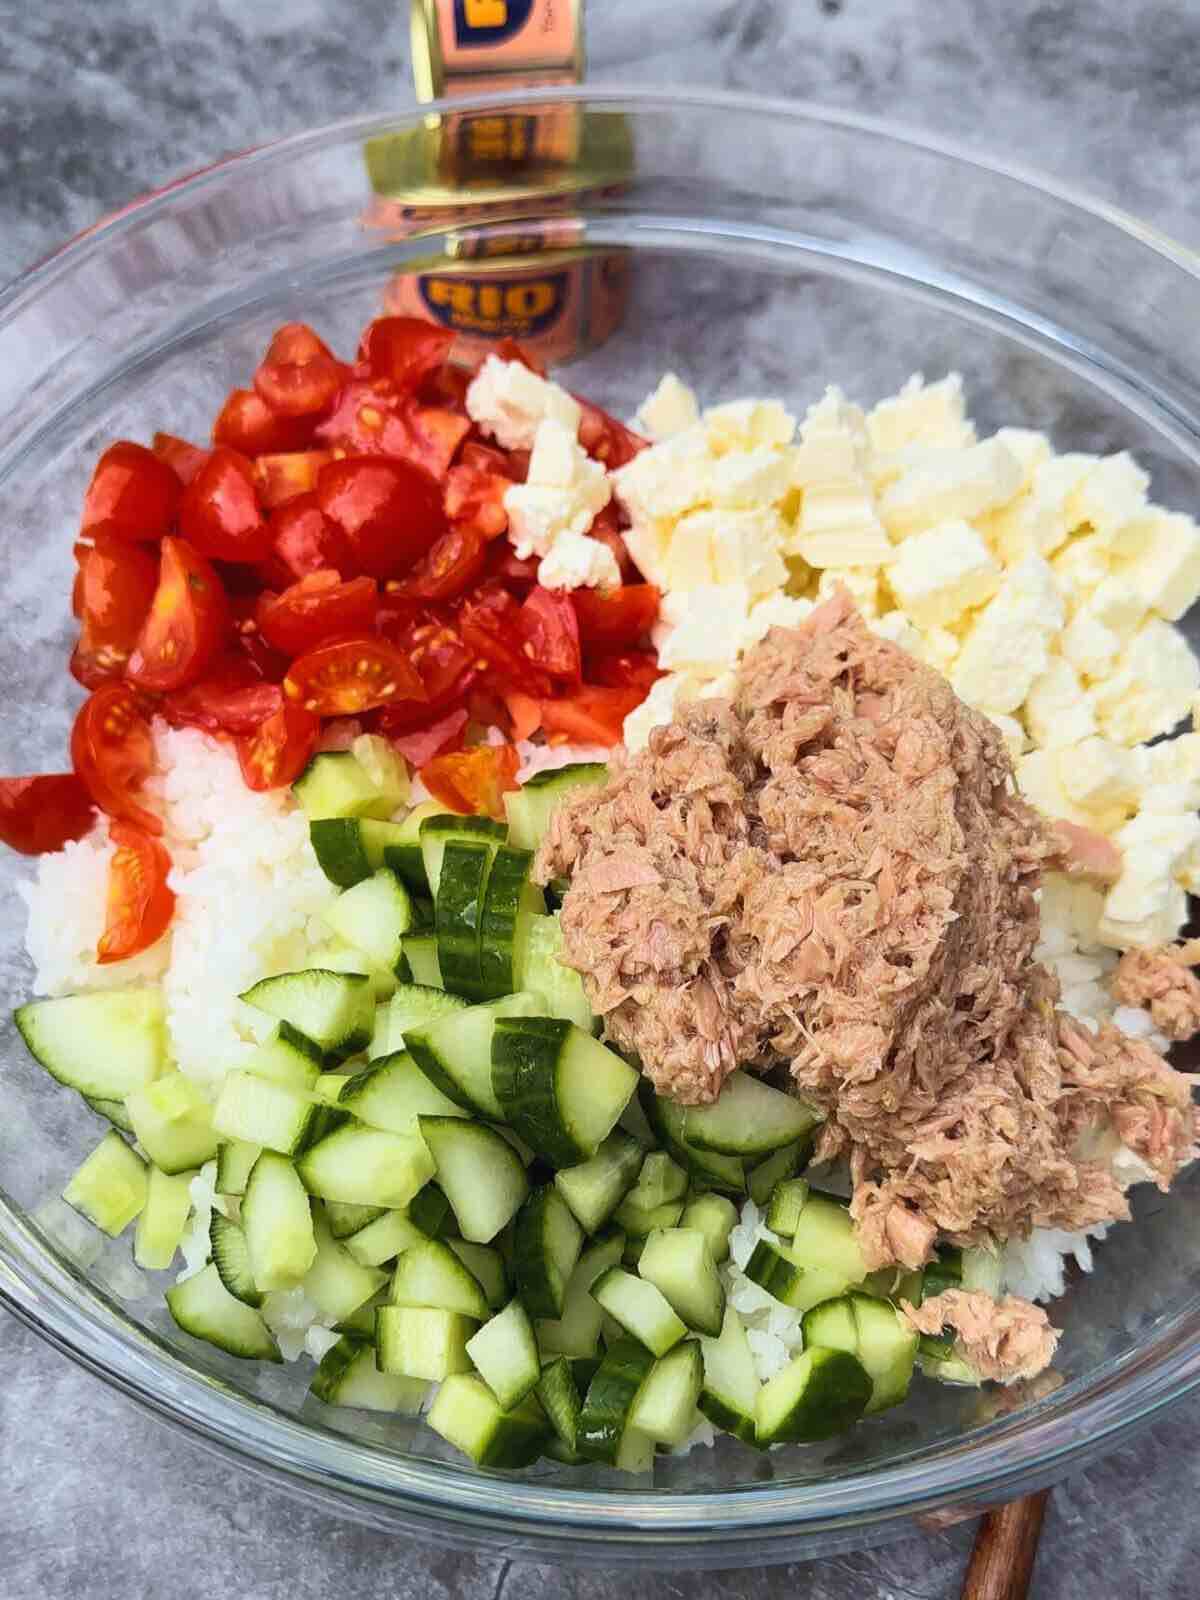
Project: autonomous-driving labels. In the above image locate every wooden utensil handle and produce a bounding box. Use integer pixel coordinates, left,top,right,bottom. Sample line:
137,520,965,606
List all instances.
960,1490,1050,1600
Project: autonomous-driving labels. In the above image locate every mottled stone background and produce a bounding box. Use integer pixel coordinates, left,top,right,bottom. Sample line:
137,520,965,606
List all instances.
3,2,1199,1595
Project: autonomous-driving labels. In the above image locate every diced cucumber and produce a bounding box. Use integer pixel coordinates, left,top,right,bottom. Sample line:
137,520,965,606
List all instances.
747,1140,807,1207
408,1181,456,1239
789,1193,867,1283
591,1267,686,1357
84,1095,135,1134
402,933,442,989
309,1334,429,1413
626,1151,688,1211
436,839,495,1000
407,991,544,1118
62,1131,148,1236
516,912,594,1030
420,813,506,900
637,1227,725,1337
535,1355,583,1453
418,1116,530,1243
296,1125,435,1210
755,1347,872,1445
243,1023,322,1091
338,1049,467,1134
512,1184,584,1318
241,1151,317,1292
322,869,414,973
766,1178,810,1238
351,733,410,817
376,1305,477,1381
554,1131,644,1234
343,1208,426,1266
294,750,382,821
920,1245,963,1303
614,1423,655,1475
962,1245,1004,1300
315,940,398,1003
679,1193,738,1264
337,1288,389,1338
479,845,544,1001
210,1212,262,1306
618,1090,657,1150
325,1200,386,1238
16,988,166,1100
215,1138,262,1198
638,1081,745,1196
134,1166,194,1272
622,1234,646,1269
382,800,443,895
802,1291,918,1414
744,1239,852,1314
467,1297,541,1409
427,1373,548,1468
390,1237,491,1320
918,1349,983,1387
535,1229,625,1358
313,1072,353,1105
371,984,466,1059
310,817,413,889
447,1239,509,1310
504,762,607,851
491,1016,638,1167
302,1210,388,1322
682,1071,823,1158
697,1306,760,1442
166,1261,281,1362
577,1337,655,1463
212,1072,317,1156
612,1196,684,1237
125,1071,220,1175
628,1339,703,1446
241,968,374,1059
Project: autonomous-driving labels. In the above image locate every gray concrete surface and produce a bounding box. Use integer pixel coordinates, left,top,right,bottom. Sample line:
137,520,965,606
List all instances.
3,2,1200,1595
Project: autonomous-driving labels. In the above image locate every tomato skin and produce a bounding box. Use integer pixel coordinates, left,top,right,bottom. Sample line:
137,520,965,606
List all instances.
254,323,347,419
283,636,426,717
586,648,663,694
269,494,351,583
180,448,272,564
571,583,660,649
419,743,519,820
81,441,182,543
237,701,321,790
152,432,210,486
71,531,159,688
444,458,511,539
488,338,546,378
127,537,230,693
97,821,175,963
256,572,378,657
374,611,478,730
316,456,446,579
0,774,97,855
505,691,542,743
520,587,582,683
359,318,454,394
458,587,553,698
539,685,645,747
574,399,647,470
587,507,639,585
253,451,333,510
70,684,161,834
390,526,487,604
386,708,468,767
317,382,470,479
166,663,283,736
213,388,317,455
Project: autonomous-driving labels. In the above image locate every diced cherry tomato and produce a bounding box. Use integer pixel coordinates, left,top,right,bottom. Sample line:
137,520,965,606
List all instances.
230,606,290,684
586,648,663,693
387,708,469,767
167,664,284,736
505,692,542,743
283,636,426,717
237,701,321,790
390,526,487,604
587,504,639,584
257,572,378,657
71,531,160,688
539,685,645,747
574,399,648,470
396,405,472,480
97,821,175,963
489,338,546,378
253,451,333,510
571,583,660,649
254,323,347,419
317,380,470,480
127,537,229,693
71,541,88,619
459,441,513,476
420,360,471,412
484,543,539,589
520,587,582,683
70,684,160,834
0,774,97,855
419,742,519,820
316,456,446,579
444,459,511,539
359,318,454,395
458,587,553,697
152,432,210,487
81,441,182,543
268,494,351,584
180,448,272,564
375,612,479,727
213,388,318,454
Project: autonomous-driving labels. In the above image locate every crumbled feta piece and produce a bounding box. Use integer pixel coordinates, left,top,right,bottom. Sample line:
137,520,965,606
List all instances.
951,556,1066,715
993,427,1053,489
1066,452,1149,542
537,531,621,591
704,398,796,453
986,712,1028,761
466,355,581,450
1086,575,1146,639
1099,812,1200,949
885,519,1001,627
611,425,713,524
871,609,923,653
1090,618,1200,746
1017,748,1096,827
985,452,1095,565
621,517,673,588
741,592,815,650
657,583,752,673
662,507,787,599
790,388,890,566
866,372,975,455
1023,656,1096,750
879,438,1023,540
1111,510,1200,621
710,447,794,510
504,417,610,559
1052,533,1111,600
1061,608,1121,680
1057,737,1141,815
914,625,962,675
622,672,687,752
815,566,880,619
635,372,700,440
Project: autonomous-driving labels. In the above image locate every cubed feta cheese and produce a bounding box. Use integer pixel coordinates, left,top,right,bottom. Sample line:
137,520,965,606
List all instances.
466,356,581,450
915,625,962,674
710,447,794,510
985,711,1027,761
885,519,1001,626
1023,656,1096,750
984,452,1095,565
622,673,687,752
505,418,611,562
790,486,892,567
1061,608,1121,680
992,427,1053,489
741,592,815,650
879,438,1023,539
1057,737,1141,814
704,399,796,453
503,486,585,560
1110,510,1200,621
1098,868,1188,950
1086,575,1146,639
657,583,752,674
866,372,975,455
635,373,700,440
1065,451,1149,541
610,425,713,524
537,532,621,591
1017,747,1095,826
1052,533,1111,603
870,610,923,653
816,566,880,619
681,508,788,597
621,518,673,588
1139,733,1200,812
1089,618,1200,745
951,557,1066,715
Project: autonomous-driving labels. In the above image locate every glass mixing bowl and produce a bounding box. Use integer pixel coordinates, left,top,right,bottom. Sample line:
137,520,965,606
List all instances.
2,88,1200,1567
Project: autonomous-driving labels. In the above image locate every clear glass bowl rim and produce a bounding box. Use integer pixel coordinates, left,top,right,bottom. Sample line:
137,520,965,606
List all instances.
3,84,1200,1555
